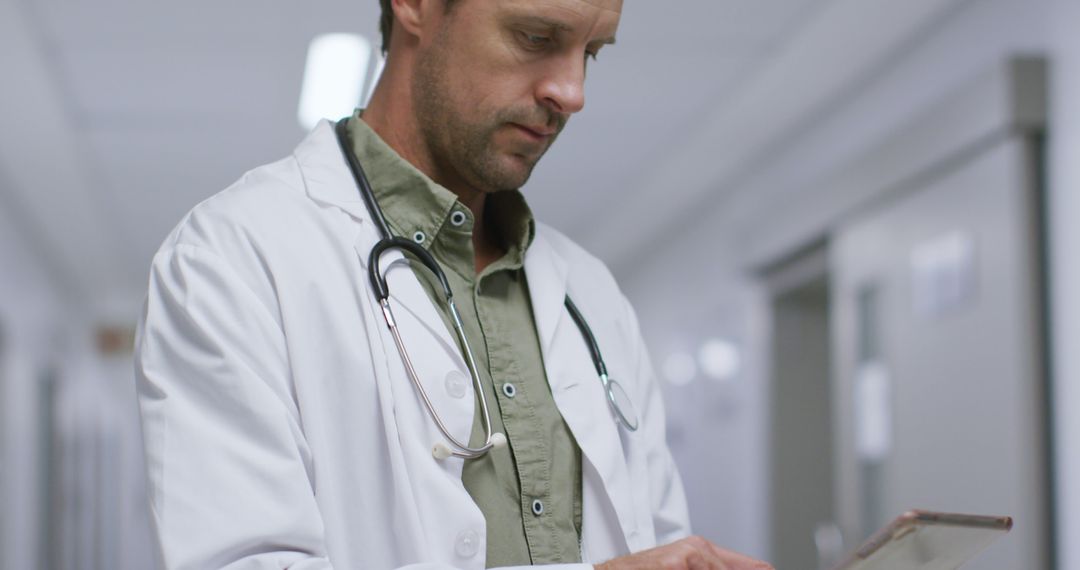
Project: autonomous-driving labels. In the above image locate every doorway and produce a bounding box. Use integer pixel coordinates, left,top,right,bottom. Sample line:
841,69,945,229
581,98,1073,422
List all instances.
765,244,837,570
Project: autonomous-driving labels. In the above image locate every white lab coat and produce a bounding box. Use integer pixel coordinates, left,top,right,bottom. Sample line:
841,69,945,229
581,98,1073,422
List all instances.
134,120,690,570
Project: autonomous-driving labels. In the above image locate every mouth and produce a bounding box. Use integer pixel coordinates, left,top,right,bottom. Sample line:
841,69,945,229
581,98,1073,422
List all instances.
509,123,557,143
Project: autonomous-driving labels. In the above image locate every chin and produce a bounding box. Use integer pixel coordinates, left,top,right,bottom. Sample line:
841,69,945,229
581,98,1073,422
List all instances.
476,155,536,191
485,173,531,193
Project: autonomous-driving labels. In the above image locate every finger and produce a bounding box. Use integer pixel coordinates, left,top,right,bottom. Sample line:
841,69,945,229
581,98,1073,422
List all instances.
683,546,726,570
704,541,773,570
682,536,731,570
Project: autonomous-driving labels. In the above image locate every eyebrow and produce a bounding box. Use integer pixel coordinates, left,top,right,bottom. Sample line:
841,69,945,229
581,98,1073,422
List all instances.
517,14,617,46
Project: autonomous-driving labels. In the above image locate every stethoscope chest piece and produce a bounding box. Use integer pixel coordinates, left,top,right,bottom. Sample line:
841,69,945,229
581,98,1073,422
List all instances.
603,375,639,432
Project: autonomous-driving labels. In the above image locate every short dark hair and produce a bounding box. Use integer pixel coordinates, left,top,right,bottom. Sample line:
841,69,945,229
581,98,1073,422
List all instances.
378,0,457,53
379,0,393,53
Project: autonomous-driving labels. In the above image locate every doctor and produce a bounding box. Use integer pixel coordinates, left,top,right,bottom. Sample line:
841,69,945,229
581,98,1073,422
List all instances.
134,0,772,568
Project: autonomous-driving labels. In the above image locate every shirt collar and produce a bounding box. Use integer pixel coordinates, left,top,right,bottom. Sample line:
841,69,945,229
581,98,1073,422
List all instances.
345,110,535,272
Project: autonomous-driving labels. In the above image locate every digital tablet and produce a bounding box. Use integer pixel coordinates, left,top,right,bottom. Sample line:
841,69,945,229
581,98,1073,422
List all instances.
832,510,1012,570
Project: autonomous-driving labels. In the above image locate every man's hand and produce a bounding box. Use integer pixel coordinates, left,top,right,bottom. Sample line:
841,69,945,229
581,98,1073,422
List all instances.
596,536,774,570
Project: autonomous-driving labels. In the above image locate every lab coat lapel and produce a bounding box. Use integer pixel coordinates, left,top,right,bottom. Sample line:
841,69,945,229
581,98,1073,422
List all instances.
523,231,568,374
354,239,476,445
297,120,474,447
296,120,462,347
295,120,374,221
525,232,638,553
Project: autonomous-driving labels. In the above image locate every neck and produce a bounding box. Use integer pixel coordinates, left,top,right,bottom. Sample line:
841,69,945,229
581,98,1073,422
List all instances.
363,61,503,273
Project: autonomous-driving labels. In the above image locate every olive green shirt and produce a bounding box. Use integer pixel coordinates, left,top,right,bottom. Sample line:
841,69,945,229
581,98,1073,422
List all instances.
346,114,583,567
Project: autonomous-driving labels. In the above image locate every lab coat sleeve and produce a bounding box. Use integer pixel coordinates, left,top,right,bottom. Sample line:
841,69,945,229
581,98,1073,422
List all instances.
622,294,692,546
136,242,337,569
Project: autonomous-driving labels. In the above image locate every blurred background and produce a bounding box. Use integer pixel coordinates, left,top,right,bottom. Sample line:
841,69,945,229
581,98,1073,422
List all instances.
2,0,1079,568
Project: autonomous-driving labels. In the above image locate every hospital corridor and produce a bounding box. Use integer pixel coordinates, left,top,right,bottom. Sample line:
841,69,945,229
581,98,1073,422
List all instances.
3,0,1080,569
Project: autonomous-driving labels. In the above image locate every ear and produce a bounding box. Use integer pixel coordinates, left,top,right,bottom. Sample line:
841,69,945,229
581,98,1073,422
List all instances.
390,0,432,42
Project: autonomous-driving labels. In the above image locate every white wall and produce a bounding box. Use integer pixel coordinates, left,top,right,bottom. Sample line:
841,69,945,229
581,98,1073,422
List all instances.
1048,0,1080,568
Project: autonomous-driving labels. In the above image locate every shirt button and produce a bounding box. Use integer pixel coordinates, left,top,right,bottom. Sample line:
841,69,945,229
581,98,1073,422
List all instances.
455,529,480,558
502,383,517,398
412,230,426,244
450,210,468,226
531,499,544,516
445,371,468,399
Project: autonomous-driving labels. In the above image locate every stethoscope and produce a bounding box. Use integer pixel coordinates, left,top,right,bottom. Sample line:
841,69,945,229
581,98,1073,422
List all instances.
335,118,638,461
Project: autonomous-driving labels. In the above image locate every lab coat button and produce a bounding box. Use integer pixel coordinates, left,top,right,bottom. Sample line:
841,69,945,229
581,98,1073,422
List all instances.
455,529,480,558
445,371,468,399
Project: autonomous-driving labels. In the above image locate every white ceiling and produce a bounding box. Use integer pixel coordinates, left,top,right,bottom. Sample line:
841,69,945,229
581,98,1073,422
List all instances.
8,0,966,320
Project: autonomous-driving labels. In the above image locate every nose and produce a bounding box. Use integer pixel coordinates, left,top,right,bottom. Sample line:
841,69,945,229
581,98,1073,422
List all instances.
536,56,586,116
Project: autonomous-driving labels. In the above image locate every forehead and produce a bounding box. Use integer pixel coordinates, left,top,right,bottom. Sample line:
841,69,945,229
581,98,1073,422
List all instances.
494,0,622,34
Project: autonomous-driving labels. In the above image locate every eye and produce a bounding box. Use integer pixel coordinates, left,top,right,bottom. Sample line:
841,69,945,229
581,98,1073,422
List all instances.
519,31,552,50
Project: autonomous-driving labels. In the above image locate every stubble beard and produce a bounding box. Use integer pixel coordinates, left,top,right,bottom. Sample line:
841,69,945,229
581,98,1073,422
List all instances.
412,37,559,193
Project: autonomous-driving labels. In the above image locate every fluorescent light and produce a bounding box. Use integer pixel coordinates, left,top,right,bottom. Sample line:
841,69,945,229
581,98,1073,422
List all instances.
298,33,373,130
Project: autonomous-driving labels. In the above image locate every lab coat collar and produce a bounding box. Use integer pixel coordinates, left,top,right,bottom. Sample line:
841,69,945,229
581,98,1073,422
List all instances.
294,119,373,222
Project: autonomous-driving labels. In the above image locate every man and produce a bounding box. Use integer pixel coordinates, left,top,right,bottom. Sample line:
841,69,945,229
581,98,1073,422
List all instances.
134,0,773,568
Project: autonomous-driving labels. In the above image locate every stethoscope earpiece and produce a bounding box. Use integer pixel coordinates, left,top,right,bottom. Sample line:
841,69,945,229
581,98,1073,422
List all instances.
432,443,454,460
